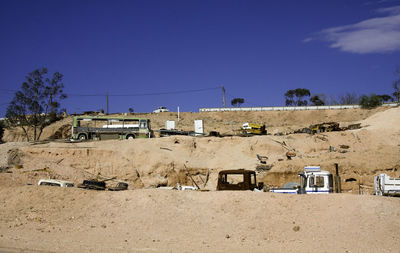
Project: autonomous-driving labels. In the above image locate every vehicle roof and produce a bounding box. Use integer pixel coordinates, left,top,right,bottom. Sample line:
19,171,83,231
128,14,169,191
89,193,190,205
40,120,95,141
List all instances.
38,179,74,184
218,169,255,174
305,170,332,175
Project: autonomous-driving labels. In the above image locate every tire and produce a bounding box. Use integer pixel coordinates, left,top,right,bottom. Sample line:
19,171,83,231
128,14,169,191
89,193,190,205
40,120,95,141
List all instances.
78,134,87,140
126,134,135,140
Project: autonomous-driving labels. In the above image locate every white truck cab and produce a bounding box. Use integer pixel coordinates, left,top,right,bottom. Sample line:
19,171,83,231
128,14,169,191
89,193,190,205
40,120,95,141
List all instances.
374,174,400,196
271,166,333,194
299,166,333,194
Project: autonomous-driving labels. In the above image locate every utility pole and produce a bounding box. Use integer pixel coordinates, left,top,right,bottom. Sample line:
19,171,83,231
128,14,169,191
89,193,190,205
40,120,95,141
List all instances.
106,92,109,114
222,86,226,108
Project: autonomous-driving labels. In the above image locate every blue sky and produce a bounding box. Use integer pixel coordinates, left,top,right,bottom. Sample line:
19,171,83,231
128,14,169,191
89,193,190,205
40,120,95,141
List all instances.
0,0,399,115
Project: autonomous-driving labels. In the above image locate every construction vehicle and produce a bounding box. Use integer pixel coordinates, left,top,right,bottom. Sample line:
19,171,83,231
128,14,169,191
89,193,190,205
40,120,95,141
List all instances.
217,169,264,191
310,122,340,134
374,174,400,196
270,166,333,194
241,123,267,135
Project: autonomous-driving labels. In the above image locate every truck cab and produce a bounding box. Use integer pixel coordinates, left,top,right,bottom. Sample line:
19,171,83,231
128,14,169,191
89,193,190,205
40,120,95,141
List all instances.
299,166,333,194
217,169,263,191
271,166,333,194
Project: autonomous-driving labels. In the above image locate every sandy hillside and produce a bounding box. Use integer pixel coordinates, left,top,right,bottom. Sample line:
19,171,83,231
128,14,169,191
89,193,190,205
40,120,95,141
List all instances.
0,106,399,252
2,107,388,142
1,107,399,193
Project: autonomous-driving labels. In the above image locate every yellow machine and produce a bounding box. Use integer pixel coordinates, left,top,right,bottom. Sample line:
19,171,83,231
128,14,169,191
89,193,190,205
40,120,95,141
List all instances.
241,122,267,135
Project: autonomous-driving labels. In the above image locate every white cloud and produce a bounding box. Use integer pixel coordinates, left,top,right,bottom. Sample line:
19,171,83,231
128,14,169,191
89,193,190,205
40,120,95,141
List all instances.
312,5,400,54
376,5,400,14
302,37,313,43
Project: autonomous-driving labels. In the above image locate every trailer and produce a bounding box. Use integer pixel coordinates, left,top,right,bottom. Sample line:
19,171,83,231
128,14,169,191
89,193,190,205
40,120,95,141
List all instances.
374,174,400,196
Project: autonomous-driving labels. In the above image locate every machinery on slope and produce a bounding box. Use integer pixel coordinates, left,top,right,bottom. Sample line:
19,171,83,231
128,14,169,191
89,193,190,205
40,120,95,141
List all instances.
241,123,267,135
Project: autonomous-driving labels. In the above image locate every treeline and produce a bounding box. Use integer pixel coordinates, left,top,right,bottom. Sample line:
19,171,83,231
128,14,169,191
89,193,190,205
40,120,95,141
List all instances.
284,88,398,109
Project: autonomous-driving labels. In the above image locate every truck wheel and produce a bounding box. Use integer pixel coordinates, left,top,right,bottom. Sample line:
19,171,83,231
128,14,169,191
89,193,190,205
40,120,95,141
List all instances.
78,134,87,140
126,134,135,140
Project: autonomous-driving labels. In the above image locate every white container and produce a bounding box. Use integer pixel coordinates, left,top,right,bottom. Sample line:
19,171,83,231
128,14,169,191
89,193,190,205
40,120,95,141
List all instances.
166,120,175,130
194,120,204,136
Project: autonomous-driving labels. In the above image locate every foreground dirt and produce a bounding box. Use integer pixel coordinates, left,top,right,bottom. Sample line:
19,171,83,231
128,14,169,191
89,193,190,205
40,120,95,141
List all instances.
0,186,399,253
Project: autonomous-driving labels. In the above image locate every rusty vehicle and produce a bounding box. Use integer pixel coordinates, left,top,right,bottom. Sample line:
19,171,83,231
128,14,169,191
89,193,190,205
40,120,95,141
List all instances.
217,169,263,191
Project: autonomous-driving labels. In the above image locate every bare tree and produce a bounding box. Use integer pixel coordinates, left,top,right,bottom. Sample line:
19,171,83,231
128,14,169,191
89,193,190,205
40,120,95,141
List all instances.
339,92,359,105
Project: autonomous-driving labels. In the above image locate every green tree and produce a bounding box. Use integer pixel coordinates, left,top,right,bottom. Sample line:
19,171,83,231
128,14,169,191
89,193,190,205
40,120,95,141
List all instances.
359,94,382,109
285,88,311,106
231,98,244,107
0,120,4,143
284,90,295,106
6,68,67,141
377,94,392,102
392,67,400,102
310,95,325,106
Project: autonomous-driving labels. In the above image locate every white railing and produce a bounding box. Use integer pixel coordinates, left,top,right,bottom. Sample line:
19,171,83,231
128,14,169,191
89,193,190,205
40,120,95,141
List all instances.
199,103,398,112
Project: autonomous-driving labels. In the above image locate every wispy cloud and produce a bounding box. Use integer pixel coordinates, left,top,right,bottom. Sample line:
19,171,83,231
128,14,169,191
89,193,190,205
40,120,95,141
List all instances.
306,5,400,54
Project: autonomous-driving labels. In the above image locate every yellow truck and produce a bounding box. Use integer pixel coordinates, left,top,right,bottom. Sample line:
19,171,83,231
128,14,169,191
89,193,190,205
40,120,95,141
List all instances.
241,122,267,135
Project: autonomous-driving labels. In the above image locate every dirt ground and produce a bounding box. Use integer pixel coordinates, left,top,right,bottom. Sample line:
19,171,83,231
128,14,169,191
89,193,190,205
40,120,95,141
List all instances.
0,187,399,253
0,106,399,252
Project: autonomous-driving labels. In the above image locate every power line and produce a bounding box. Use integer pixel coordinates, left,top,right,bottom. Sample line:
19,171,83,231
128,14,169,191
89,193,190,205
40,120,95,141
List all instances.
68,86,222,97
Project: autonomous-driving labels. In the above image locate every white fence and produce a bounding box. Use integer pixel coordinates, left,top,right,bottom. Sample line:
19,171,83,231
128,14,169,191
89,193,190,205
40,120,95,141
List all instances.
199,103,398,112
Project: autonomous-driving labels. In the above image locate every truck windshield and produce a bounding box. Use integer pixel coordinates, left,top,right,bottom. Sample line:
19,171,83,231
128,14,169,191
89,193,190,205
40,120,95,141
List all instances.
309,176,325,187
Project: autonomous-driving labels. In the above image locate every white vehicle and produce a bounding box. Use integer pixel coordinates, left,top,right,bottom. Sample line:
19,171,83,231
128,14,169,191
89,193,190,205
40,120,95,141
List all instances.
374,174,400,196
153,106,169,113
271,166,333,194
38,179,74,187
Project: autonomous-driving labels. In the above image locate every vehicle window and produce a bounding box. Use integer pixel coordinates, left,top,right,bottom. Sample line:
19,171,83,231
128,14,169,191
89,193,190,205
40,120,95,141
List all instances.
315,176,324,187
139,121,147,129
309,177,314,186
251,173,256,185
40,182,61,187
225,174,244,185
